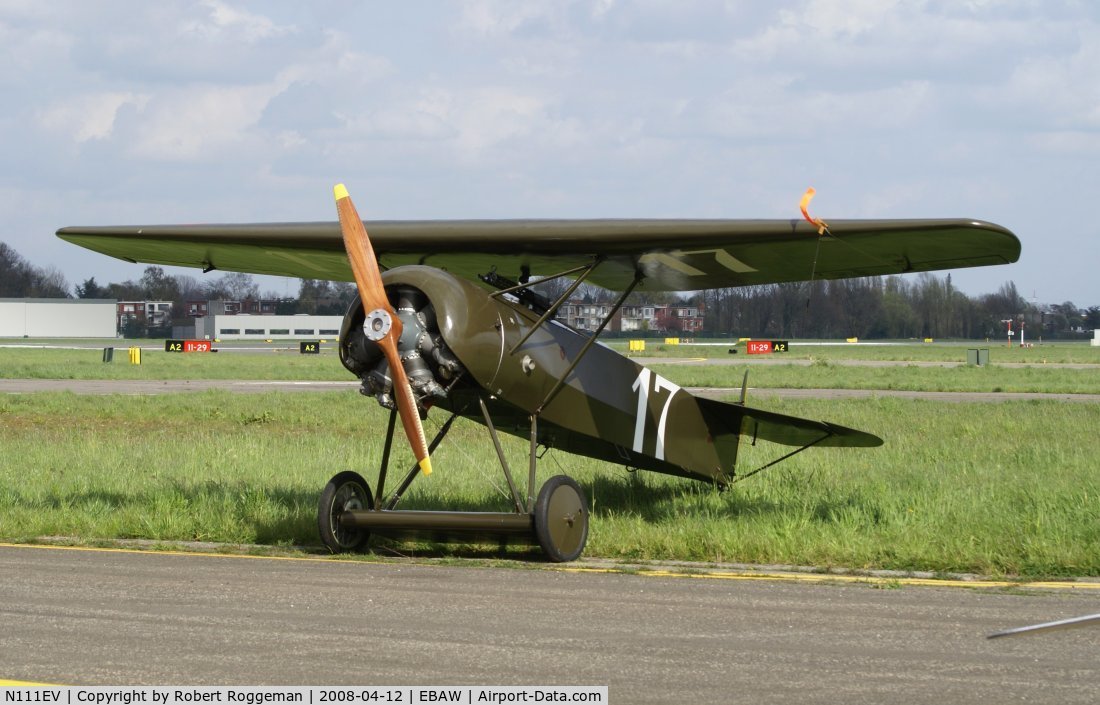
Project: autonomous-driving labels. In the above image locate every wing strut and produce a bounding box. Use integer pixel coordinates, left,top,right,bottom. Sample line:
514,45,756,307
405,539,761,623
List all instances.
730,432,832,485
488,261,598,300
373,407,399,509
499,259,603,355
478,395,526,514
381,408,464,510
535,272,643,415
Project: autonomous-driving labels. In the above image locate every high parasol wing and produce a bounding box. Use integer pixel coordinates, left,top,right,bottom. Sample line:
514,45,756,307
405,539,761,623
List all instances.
57,218,1020,292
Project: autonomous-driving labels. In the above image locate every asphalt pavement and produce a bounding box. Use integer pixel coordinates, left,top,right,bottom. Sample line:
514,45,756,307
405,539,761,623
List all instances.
2,545,1098,703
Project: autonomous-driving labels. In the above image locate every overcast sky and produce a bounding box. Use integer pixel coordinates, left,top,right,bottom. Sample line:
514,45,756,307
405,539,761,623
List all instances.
2,1,1097,304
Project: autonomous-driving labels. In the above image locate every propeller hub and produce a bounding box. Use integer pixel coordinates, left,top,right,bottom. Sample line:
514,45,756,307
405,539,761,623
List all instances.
363,308,393,342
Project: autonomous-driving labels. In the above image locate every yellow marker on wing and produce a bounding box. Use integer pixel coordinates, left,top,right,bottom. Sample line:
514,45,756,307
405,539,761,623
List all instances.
799,187,830,235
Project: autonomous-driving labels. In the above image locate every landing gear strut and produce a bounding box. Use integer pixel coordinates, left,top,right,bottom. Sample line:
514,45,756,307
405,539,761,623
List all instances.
316,403,589,561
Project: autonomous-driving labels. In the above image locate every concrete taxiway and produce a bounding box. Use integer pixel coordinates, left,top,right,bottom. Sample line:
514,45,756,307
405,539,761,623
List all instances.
2,545,1099,702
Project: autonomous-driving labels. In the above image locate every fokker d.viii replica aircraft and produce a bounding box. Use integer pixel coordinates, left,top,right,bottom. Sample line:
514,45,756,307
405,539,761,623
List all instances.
57,187,1020,561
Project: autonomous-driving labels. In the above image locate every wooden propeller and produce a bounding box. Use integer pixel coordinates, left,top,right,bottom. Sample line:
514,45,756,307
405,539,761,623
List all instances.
334,184,433,476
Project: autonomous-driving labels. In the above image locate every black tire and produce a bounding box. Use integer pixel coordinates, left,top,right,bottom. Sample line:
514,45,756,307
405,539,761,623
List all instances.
533,475,589,562
318,471,373,553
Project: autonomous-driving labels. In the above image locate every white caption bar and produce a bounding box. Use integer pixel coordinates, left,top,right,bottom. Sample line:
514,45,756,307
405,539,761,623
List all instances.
1,686,608,705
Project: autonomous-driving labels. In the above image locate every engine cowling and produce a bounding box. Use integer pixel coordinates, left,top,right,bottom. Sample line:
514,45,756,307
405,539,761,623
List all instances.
340,281,466,414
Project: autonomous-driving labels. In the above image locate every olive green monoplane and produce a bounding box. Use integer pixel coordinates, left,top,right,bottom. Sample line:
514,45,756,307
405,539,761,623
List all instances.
58,188,1020,561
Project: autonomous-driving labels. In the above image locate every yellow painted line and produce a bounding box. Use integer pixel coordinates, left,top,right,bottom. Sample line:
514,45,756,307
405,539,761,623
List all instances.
4,542,1098,592
557,566,1100,591
0,680,59,686
0,541,328,564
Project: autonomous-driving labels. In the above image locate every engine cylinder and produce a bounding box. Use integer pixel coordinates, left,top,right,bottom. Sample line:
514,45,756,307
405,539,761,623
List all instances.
339,284,464,414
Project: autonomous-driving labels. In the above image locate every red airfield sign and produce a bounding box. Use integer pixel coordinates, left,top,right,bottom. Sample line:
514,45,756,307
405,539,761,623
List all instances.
165,339,213,353
746,340,789,355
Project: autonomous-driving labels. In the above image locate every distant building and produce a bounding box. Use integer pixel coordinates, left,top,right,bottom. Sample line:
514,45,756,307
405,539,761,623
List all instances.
559,302,614,332
654,304,704,335
557,300,702,334
186,299,281,317
0,298,116,338
618,304,657,333
117,300,173,331
194,314,344,340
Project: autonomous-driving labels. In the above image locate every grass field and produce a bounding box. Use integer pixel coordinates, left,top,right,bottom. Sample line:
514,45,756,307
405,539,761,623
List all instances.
649,360,1100,394
4,340,1100,393
1,339,1098,577
621,338,1100,363
0,345,349,380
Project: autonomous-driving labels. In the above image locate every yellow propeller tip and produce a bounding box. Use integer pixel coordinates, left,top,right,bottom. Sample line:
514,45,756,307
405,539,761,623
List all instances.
333,183,349,202
419,457,433,476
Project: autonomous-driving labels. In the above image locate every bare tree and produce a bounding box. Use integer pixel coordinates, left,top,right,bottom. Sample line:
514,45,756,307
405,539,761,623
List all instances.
0,242,70,297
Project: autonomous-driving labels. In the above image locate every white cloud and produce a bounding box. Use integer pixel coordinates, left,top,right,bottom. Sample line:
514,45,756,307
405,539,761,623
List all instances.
3,0,1100,303
0,22,71,81
126,82,285,161
1028,130,1100,155
456,0,559,37
784,0,901,39
180,0,295,43
997,26,1100,130
331,84,585,165
39,92,149,143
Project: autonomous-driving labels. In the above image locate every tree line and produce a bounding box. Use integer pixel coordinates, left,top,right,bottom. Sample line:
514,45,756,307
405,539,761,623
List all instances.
0,243,70,298
696,274,1099,340
3,240,1097,339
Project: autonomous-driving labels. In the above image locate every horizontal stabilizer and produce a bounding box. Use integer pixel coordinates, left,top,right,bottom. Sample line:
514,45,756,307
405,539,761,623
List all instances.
697,397,883,448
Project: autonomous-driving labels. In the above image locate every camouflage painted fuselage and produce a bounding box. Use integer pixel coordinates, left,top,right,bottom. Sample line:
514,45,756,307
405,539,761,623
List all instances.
362,266,879,485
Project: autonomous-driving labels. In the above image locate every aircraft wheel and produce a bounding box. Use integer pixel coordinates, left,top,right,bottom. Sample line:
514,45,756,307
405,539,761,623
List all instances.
318,471,373,553
534,475,589,563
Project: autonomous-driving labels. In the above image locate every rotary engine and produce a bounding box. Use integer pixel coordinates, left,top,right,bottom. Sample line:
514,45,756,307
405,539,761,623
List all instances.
339,285,465,415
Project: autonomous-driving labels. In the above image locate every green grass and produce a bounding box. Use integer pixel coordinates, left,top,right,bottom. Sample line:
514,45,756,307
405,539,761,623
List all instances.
649,360,1100,394
0,345,348,380
594,395,1100,576
4,342,1099,393
615,338,1100,364
1,391,1098,577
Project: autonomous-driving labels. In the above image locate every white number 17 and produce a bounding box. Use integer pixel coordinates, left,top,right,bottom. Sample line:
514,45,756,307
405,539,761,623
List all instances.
631,368,681,460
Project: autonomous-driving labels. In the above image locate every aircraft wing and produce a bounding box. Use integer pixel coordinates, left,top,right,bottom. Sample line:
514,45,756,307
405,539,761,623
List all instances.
57,218,1019,292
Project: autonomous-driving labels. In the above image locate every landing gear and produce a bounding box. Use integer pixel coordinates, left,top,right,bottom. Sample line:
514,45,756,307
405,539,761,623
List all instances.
316,428,594,560
330,277,595,562
318,470,373,553
316,409,591,561
534,475,589,563
316,470,590,562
